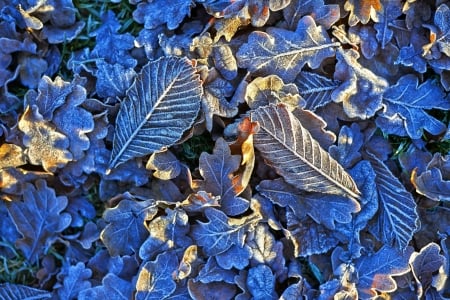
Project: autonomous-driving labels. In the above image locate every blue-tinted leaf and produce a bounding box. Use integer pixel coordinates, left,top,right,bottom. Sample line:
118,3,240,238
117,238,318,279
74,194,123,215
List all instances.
101,199,157,257
216,244,252,270
348,25,378,59
0,283,51,300
42,21,85,44
146,150,182,180
412,153,450,202
329,123,364,169
196,256,237,284
95,62,136,99
258,178,360,230
286,210,339,256
133,0,193,30
90,11,136,67
79,273,133,300
18,55,48,88
7,180,71,263
191,208,248,256
410,242,445,298
139,208,191,261
332,48,388,119
355,245,413,299
193,138,249,216
365,152,420,250
280,281,306,299
136,251,178,300
376,74,450,139
237,16,339,83
283,0,340,30
246,265,277,299
56,262,92,300
373,0,402,48
396,44,427,73
294,71,339,111
188,280,237,300
108,56,202,170
251,104,360,199
398,144,432,175
434,4,450,56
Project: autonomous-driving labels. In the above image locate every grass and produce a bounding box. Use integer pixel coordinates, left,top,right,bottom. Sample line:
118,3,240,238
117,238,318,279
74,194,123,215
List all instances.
0,241,39,285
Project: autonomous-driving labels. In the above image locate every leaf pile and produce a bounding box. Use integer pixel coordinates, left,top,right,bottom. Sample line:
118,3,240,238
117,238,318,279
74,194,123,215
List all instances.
0,0,449,299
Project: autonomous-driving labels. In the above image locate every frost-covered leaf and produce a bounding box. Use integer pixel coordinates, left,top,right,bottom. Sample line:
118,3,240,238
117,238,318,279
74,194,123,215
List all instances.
0,143,26,169
355,245,413,299
24,75,75,120
258,178,360,230
329,123,364,169
244,75,301,110
212,44,238,81
56,262,92,300
90,11,136,67
373,0,402,48
79,273,133,300
412,153,450,202
409,242,445,298
139,208,191,261
286,210,339,256
376,74,450,139
294,71,339,111
237,16,339,83
108,56,202,170
332,48,388,119
250,104,360,199
196,256,237,284
344,0,383,26
191,208,249,256
193,138,249,216
19,106,72,172
247,265,277,299
365,152,420,250
95,62,136,99
213,15,250,42
133,0,193,30
216,244,252,270
146,150,182,180
7,180,71,263
201,69,238,131
283,0,340,30
0,283,51,300
101,199,157,257
434,4,450,57
136,251,178,300
188,280,237,300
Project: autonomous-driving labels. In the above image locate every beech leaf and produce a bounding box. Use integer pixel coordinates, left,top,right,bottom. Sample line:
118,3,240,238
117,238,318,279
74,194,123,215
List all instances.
108,56,202,171
250,104,360,199
0,283,51,300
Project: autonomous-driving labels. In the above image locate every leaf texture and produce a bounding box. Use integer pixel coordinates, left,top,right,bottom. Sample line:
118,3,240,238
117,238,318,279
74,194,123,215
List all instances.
294,71,338,111
365,152,420,250
108,56,202,170
250,104,360,199
0,283,51,300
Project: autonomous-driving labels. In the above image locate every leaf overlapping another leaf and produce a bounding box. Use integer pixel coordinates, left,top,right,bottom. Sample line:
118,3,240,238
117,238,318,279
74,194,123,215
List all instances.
108,56,203,170
250,104,360,199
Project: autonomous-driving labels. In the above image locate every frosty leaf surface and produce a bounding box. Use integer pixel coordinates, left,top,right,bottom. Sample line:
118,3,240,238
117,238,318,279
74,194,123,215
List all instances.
135,251,178,300
366,152,420,250
108,56,202,170
246,265,277,299
0,283,51,300
133,0,193,30
146,150,182,180
95,62,136,98
344,0,383,26
196,256,237,284
237,16,339,83
0,143,26,169
101,199,157,257
7,180,71,263
294,71,338,111
332,48,388,119
329,123,364,169
355,245,413,299
56,262,92,300
376,74,450,139
19,106,72,172
283,0,340,29
412,153,450,202
409,242,445,297
191,208,248,256
250,104,360,199
193,138,249,216
79,273,133,300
